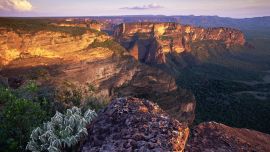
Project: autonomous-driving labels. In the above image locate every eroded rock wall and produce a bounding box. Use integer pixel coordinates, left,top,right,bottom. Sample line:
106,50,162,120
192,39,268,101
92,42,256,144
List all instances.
114,22,245,64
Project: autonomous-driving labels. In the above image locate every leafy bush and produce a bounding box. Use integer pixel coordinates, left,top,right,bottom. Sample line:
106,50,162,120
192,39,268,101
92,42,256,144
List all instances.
0,96,47,152
26,107,97,152
83,95,110,112
25,81,38,93
54,85,84,108
0,87,15,104
0,84,54,152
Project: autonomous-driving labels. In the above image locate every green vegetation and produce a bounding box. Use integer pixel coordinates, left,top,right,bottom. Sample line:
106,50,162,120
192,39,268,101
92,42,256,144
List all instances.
88,83,96,93
176,36,270,134
0,80,107,151
89,39,126,56
84,95,110,112
0,87,48,152
55,85,84,108
54,81,109,111
160,35,172,41
178,69,270,133
26,107,97,152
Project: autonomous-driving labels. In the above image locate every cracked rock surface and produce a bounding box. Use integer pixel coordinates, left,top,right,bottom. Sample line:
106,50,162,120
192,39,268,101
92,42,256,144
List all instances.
81,97,189,152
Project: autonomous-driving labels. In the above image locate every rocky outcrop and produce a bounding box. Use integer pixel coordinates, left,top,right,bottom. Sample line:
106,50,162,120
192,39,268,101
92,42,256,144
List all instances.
81,99,270,152
114,22,245,64
81,97,190,152
185,122,270,152
115,77,196,125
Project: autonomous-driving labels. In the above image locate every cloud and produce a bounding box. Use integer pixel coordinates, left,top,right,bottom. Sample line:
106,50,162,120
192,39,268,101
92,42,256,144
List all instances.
120,3,163,10
0,0,32,12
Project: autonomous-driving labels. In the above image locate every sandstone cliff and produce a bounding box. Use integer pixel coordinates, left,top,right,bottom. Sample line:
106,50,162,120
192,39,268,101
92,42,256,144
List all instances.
81,97,189,152
114,22,245,64
51,22,102,31
0,28,109,66
0,25,196,125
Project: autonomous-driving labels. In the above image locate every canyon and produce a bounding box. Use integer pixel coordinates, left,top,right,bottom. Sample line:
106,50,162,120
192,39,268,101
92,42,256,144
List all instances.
0,18,269,151
0,22,196,125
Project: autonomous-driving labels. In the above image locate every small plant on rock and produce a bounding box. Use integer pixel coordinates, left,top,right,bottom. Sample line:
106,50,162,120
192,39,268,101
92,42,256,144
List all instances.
26,107,97,152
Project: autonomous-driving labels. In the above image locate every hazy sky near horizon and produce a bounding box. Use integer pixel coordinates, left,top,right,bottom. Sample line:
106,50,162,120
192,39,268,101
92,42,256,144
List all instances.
0,0,269,18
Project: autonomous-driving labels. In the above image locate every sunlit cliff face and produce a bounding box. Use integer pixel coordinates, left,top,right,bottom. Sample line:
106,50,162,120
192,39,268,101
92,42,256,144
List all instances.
114,22,245,64
0,29,111,67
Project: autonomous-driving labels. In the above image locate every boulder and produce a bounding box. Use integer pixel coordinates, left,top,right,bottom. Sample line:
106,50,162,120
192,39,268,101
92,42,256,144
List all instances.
81,97,190,152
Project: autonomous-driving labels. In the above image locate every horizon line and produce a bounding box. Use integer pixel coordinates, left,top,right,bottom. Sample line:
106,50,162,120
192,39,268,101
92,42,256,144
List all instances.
0,15,270,20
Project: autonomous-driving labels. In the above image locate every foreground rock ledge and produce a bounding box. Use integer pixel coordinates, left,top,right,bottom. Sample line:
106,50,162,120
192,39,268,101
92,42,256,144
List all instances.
185,122,270,152
81,97,189,152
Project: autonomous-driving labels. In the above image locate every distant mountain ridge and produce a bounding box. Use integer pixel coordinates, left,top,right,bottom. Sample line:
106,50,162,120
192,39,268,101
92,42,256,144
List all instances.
86,15,270,29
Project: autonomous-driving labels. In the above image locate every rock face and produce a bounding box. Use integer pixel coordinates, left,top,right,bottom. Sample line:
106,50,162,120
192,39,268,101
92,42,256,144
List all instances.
185,122,270,152
52,22,102,31
81,97,190,152
0,26,196,125
114,22,245,64
0,28,110,66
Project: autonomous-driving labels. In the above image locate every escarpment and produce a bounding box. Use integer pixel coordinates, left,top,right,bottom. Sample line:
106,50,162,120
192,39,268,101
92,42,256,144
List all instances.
1,19,270,152
0,29,110,65
114,22,245,64
0,28,110,66
0,26,196,125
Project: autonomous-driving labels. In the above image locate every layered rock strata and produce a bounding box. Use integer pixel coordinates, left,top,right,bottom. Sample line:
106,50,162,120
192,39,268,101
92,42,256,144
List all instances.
114,22,245,64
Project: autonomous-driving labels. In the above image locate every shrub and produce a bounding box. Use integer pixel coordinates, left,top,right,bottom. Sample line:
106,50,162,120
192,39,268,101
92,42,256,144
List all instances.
0,97,47,152
26,107,97,152
0,87,15,104
88,83,96,93
54,85,83,108
83,95,110,112
0,85,55,152
25,81,38,93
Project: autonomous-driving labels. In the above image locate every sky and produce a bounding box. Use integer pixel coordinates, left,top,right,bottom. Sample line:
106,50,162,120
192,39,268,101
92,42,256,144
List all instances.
0,0,269,18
